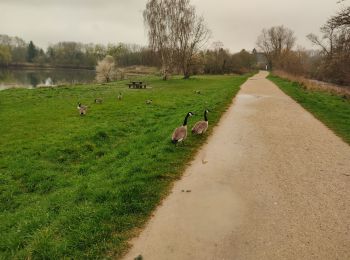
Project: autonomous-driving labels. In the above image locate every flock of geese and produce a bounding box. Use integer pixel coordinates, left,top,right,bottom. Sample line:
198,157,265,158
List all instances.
171,110,209,145
77,93,125,115
76,92,209,145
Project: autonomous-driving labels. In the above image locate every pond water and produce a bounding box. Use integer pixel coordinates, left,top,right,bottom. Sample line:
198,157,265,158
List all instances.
0,68,96,90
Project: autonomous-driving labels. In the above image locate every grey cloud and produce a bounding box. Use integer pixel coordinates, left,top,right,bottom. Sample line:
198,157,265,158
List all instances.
0,0,343,52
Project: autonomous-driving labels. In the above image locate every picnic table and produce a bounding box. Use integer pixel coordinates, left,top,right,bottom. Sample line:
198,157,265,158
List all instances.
127,81,147,89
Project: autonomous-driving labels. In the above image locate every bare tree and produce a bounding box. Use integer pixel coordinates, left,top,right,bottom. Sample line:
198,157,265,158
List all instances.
95,55,116,83
307,2,349,57
256,25,296,69
307,2,350,85
143,0,176,80
329,6,350,27
307,22,337,57
143,0,210,80
170,0,210,78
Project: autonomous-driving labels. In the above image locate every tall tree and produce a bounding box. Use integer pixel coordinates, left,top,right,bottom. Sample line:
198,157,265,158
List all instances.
329,6,350,27
143,0,176,80
143,0,209,80
256,25,296,69
307,3,350,84
170,0,210,78
26,41,37,62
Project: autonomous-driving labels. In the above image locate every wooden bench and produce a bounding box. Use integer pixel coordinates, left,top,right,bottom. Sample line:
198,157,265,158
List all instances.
127,81,147,89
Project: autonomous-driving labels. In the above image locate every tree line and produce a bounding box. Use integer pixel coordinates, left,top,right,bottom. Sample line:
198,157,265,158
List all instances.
256,2,350,85
1,0,262,80
0,35,161,69
0,32,257,76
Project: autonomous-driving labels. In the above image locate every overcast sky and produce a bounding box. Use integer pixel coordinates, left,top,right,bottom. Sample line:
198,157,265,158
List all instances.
0,0,345,52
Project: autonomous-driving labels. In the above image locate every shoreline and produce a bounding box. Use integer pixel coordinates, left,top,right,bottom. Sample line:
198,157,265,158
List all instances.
1,63,95,71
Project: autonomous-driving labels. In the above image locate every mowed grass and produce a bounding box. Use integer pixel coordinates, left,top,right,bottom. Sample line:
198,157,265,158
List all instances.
268,74,350,144
0,74,251,259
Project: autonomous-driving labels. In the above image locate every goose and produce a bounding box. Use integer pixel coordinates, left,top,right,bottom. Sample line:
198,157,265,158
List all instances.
171,112,194,144
192,110,209,134
94,98,103,104
77,102,88,116
145,99,153,104
117,92,123,100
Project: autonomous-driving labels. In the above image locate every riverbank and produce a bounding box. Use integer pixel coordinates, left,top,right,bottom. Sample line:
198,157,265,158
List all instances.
4,62,94,70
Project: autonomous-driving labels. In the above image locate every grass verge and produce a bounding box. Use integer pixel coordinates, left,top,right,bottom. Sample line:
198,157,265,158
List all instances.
268,74,350,145
0,74,251,258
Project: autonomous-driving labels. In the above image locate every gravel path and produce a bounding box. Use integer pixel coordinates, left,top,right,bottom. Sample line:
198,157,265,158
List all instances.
123,71,350,260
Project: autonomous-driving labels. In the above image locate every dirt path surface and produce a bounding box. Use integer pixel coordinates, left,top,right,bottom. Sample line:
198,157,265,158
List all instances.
123,71,350,260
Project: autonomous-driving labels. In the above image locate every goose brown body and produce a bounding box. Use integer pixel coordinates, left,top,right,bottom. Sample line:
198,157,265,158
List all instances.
171,112,193,144
172,125,188,144
77,103,87,115
192,110,209,134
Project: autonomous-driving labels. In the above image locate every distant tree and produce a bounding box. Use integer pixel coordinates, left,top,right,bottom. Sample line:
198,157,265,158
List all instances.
27,41,37,62
143,0,176,80
34,49,47,65
203,44,231,74
107,44,124,60
231,49,255,72
46,42,99,67
329,6,350,27
307,3,350,84
0,34,27,63
93,44,107,61
256,25,296,69
307,22,338,57
95,55,117,83
171,0,210,79
144,0,210,80
0,45,12,65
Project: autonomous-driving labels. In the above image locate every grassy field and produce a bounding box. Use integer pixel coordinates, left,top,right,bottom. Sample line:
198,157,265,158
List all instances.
268,74,350,144
0,74,251,258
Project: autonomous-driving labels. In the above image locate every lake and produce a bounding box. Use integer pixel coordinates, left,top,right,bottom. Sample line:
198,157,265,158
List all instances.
0,68,96,90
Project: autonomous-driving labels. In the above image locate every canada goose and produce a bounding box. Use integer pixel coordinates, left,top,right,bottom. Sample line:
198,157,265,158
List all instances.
171,112,194,144
145,99,152,104
94,98,103,104
117,92,123,100
192,110,209,134
77,102,87,116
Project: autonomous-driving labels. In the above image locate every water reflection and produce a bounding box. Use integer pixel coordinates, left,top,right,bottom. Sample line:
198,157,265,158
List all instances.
0,68,96,90
28,73,39,87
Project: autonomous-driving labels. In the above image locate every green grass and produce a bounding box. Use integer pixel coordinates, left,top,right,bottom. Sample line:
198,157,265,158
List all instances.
0,74,251,259
268,74,350,145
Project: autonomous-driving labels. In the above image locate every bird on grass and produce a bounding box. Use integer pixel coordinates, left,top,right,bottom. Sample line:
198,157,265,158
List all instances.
117,92,123,100
192,110,209,134
77,102,88,116
145,99,153,104
94,98,103,104
171,112,194,145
